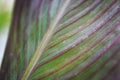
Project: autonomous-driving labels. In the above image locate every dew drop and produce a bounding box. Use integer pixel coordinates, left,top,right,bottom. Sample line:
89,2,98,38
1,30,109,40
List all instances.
63,41,66,43
78,26,81,29
72,44,76,47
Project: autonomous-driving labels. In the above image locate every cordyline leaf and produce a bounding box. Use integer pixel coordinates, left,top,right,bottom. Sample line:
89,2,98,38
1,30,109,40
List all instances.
0,0,120,80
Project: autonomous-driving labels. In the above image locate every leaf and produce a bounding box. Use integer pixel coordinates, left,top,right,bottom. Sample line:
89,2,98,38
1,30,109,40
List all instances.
0,0,120,80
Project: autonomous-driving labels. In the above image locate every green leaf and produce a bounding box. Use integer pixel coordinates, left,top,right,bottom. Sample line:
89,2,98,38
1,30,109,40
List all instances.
0,0,120,80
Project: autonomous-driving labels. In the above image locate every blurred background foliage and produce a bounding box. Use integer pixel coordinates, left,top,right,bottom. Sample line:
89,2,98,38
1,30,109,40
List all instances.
0,0,14,67
0,0,14,30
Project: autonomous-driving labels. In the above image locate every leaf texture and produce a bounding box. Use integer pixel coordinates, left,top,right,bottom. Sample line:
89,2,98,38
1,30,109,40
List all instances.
0,0,120,80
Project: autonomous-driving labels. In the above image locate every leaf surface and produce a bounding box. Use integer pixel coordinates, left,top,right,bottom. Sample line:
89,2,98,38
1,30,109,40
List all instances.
0,0,120,80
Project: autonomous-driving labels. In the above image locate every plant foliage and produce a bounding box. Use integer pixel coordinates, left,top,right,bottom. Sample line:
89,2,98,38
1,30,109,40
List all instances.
0,0,120,80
